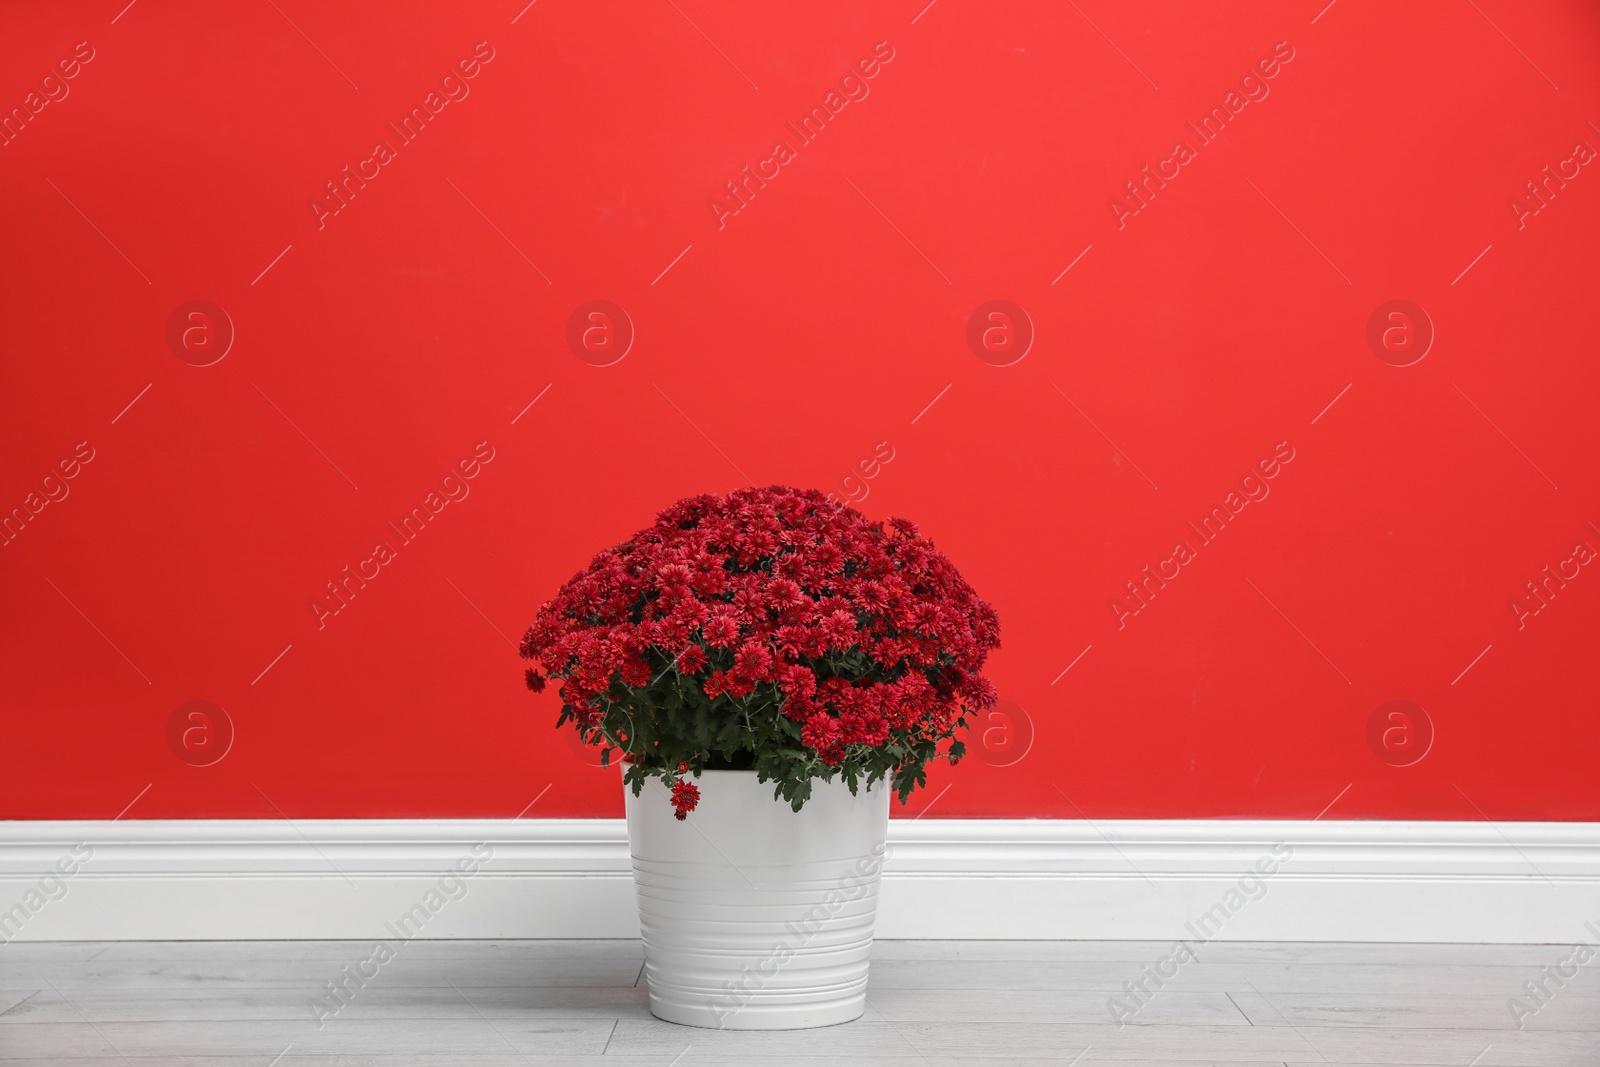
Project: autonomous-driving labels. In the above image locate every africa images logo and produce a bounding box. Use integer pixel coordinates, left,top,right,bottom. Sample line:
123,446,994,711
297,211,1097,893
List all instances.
707,41,896,230
308,42,496,230
1108,41,1296,229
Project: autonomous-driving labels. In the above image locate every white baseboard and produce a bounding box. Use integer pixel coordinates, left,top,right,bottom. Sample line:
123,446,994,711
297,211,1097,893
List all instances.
2,819,1596,943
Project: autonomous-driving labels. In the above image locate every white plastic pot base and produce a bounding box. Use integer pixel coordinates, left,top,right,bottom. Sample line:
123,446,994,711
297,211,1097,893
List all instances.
624,769,890,1031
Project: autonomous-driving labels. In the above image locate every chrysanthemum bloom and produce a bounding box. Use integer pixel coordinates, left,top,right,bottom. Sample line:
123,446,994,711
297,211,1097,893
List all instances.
521,486,1000,816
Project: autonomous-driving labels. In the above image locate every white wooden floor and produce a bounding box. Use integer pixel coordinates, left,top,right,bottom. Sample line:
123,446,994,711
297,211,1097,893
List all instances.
1,939,1593,1065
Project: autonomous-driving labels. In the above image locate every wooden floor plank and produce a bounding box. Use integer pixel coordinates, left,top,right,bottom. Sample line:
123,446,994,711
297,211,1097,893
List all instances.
869,940,1583,966
0,983,649,1024
80,938,647,962
0,940,1593,1065
7,957,1577,995
0,1059,1485,1067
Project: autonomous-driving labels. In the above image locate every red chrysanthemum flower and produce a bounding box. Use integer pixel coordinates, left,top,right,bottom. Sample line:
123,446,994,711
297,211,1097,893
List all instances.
703,670,731,699
702,612,740,648
519,486,1001,817
671,779,700,821
732,640,774,683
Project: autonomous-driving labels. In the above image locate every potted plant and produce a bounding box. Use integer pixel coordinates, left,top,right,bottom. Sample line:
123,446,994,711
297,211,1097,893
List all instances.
519,486,1000,1029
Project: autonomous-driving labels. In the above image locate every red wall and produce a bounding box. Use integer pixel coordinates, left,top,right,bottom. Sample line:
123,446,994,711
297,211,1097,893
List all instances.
3,0,1597,822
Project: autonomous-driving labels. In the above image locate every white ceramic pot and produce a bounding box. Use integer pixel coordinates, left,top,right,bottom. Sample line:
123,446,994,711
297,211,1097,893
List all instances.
624,769,890,1030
